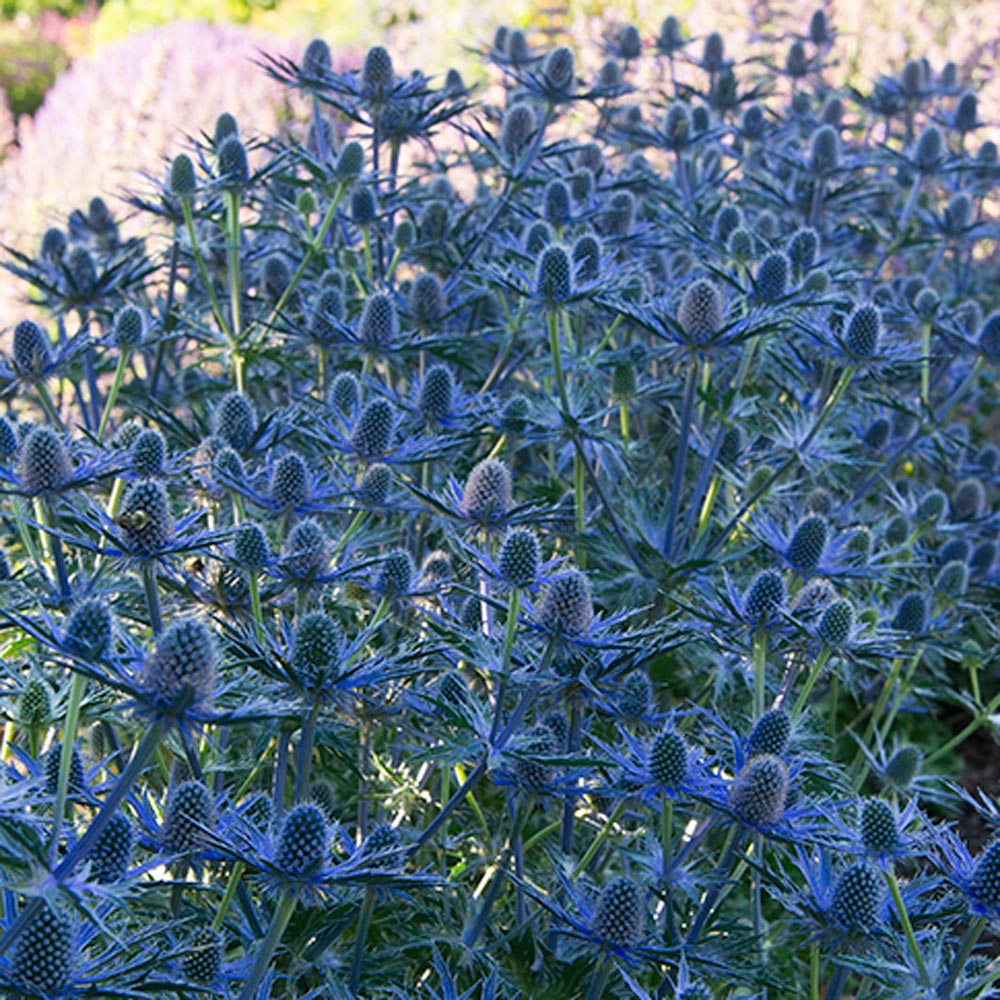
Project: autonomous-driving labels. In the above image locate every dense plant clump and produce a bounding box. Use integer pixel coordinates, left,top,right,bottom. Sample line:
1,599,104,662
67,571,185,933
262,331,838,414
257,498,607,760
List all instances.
0,9,998,1000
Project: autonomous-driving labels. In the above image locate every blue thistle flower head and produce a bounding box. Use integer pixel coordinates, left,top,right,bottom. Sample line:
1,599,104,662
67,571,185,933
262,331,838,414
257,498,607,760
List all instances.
358,292,399,354
161,779,216,856
10,905,74,996
276,801,329,876
143,618,217,717
591,876,644,951
19,425,70,495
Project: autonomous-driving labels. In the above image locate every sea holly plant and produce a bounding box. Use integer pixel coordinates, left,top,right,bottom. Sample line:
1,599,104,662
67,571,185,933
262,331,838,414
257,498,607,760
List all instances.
0,8,999,1000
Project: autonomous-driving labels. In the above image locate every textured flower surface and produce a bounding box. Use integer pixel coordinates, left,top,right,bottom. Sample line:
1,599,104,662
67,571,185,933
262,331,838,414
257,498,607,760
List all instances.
0,10,997,1000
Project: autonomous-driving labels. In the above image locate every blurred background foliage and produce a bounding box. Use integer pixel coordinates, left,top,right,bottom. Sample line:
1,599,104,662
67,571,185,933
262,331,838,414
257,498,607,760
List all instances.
0,0,997,319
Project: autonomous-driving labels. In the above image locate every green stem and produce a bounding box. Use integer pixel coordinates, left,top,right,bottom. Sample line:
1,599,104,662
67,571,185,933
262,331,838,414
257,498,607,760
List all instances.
224,189,244,393
214,861,245,931
920,319,932,407
247,572,264,640
238,890,298,1000
295,698,322,801
97,350,131,440
573,799,627,878
878,648,923,744
263,182,346,333
940,915,987,1000
886,866,929,985
34,380,64,430
348,888,377,997
49,672,87,862
141,561,162,635
181,198,232,343
662,359,700,559
790,646,832,718
752,630,768,719
548,309,569,413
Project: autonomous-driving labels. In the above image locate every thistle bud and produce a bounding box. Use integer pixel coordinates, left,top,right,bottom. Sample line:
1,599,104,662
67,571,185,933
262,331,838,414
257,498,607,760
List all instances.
114,305,146,350
535,244,573,303
756,251,790,302
358,291,398,354
182,926,223,984
954,90,978,134
118,479,174,555
536,569,592,635
41,227,67,260
649,730,687,788
19,426,70,495
730,753,788,827
277,802,328,875
500,103,535,160
351,398,395,461
328,370,359,415
358,462,392,505
461,458,513,526
602,191,635,238
702,31,725,73
145,618,217,711
336,140,364,178
11,906,74,995
19,678,51,726
592,877,644,949
968,839,1000,914
162,780,215,855
746,709,791,759
786,514,828,572
892,592,927,634
679,278,723,343
830,863,883,931
572,234,601,283
170,154,196,198
44,743,85,797
362,45,394,96
543,180,572,228
859,798,898,855
351,186,376,227
13,319,52,378
884,744,922,789
914,125,944,173
500,394,530,435
809,124,840,175
282,518,329,579
301,37,331,78
234,522,269,569
64,598,113,660
410,272,446,329
498,527,540,588
212,392,257,452
618,671,651,720
361,822,404,870
269,452,310,511
743,570,785,624
542,46,575,95
377,549,415,597
131,429,165,477
68,246,96,297
818,599,853,646
218,135,249,188
787,227,819,274
845,303,882,358
89,812,133,883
